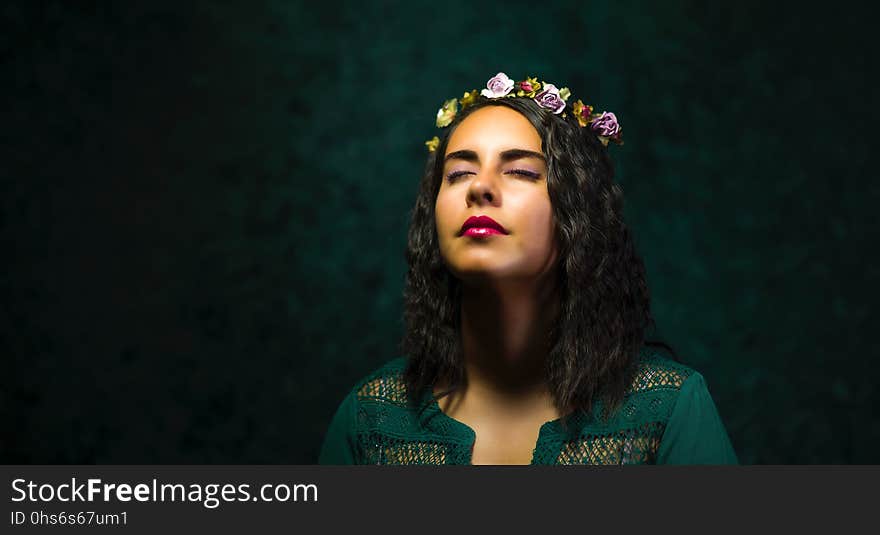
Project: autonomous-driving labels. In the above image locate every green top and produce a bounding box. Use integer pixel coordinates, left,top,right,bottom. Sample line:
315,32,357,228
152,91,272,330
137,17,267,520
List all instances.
319,353,738,465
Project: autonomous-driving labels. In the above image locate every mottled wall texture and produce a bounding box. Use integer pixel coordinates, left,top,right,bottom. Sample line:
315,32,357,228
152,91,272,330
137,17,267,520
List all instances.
3,1,876,463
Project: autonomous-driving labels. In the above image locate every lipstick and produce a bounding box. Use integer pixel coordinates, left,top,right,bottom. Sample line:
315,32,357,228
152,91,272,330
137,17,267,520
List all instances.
459,215,508,237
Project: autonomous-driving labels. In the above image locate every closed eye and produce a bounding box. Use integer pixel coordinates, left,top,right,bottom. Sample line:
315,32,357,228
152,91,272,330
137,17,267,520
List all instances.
505,169,541,179
445,170,473,182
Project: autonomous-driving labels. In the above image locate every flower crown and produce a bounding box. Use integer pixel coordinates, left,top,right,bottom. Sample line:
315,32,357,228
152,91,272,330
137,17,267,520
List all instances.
425,72,623,152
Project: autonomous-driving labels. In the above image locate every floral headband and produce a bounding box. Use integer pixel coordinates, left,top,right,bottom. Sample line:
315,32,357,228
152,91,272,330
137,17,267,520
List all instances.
425,72,623,152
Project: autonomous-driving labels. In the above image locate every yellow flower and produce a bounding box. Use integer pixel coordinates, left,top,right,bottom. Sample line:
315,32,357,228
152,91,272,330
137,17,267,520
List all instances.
572,99,594,127
435,98,458,128
558,87,571,101
425,136,440,152
460,89,479,109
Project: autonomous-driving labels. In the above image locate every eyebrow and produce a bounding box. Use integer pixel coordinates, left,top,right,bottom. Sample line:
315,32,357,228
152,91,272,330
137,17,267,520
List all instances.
444,148,547,164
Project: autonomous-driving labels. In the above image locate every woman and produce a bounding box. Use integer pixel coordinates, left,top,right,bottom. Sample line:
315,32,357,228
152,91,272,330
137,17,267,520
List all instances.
319,72,737,465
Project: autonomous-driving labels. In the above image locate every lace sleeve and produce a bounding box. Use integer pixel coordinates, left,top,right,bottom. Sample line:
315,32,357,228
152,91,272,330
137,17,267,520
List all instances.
318,390,359,465
656,372,738,465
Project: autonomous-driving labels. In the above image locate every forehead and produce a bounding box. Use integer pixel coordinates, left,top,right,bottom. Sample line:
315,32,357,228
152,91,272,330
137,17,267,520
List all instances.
445,105,542,155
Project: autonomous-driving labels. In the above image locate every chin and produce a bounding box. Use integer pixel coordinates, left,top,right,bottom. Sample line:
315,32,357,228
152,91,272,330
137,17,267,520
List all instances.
447,260,524,283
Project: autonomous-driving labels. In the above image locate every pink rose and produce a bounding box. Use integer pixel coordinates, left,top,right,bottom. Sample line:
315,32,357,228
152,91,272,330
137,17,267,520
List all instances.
480,72,515,98
519,80,534,92
533,83,566,114
590,111,621,138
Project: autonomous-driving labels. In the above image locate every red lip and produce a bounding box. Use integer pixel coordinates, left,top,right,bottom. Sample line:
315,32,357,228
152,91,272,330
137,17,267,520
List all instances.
459,215,509,237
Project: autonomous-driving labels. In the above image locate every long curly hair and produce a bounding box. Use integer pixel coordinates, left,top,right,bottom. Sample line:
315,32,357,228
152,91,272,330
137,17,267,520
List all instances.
401,96,675,422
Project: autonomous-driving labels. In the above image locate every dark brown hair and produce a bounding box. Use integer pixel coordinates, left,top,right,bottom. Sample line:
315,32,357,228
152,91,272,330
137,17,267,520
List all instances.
400,96,675,421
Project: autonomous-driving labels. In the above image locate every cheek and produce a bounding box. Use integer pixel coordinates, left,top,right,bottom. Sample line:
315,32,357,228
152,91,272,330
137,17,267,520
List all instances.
434,193,450,233
517,194,556,249
434,192,458,249
518,199,559,271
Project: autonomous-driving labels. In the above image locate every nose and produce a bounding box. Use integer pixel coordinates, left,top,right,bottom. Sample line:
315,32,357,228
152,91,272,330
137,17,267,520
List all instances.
466,171,501,207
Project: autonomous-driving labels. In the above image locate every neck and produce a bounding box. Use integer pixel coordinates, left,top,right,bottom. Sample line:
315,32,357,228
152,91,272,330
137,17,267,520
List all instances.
457,274,560,408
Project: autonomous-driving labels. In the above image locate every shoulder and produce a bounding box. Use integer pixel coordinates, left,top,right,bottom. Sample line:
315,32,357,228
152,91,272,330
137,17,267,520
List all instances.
319,357,413,465
552,353,719,465
325,356,410,429
626,351,699,396
619,351,733,452
628,354,738,464
604,351,705,428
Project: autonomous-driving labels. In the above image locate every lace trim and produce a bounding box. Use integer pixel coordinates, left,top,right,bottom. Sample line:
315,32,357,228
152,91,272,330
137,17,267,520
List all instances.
554,421,666,465
626,359,692,393
357,373,408,405
360,433,453,465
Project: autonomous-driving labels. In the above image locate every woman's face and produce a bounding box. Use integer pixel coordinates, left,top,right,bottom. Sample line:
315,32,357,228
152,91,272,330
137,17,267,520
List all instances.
435,105,558,285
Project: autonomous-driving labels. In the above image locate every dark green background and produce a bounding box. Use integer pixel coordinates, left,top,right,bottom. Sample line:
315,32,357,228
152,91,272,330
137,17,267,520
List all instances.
3,1,876,463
